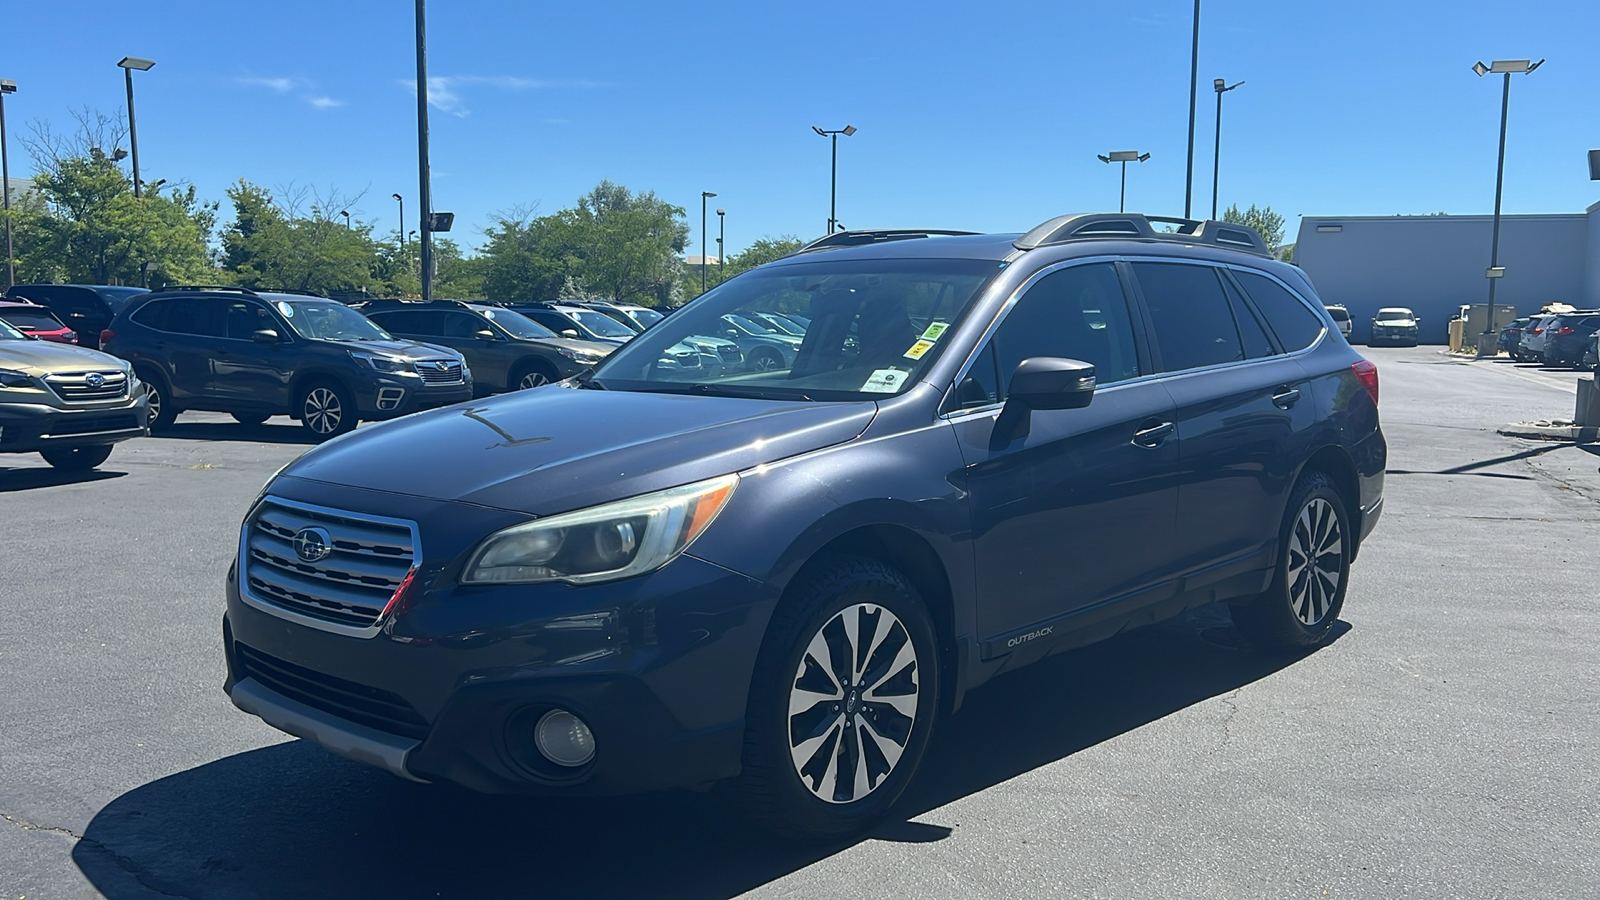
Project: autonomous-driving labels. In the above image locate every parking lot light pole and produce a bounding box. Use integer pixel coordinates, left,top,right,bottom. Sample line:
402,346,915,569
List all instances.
1097,151,1151,213
415,0,434,302
700,192,717,294
1212,78,1243,219
392,194,404,253
812,125,856,234
1,79,15,288
341,210,352,230
1184,0,1200,218
716,208,725,286
1472,58,1542,355
116,57,154,198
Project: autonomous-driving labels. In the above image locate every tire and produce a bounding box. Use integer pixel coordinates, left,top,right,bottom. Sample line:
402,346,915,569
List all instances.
296,381,357,440
512,361,559,391
141,371,178,432
40,444,114,471
737,555,939,841
232,412,270,426
1231,470,1351,653
747,347,784,373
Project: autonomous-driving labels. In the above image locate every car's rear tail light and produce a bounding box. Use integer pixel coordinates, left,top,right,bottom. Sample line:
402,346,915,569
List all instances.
1557,326,1574,335
66,330,79,345
1529,327,1543,334
99,329,115,346
1351,359,1379,406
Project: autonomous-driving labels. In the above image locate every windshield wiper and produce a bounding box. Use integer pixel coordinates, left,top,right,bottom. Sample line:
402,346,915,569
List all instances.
686,383,812,401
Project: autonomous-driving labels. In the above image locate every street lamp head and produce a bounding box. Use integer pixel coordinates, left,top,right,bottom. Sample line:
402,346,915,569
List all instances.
702,191,717,199
1107,150,1144,162
1097,154,1111,164
117,57,156,71
842,125,857,136
812,125,827,136
1138,152,1152,162
392,193,402,201
0,80,16,94
111,147,129,162
1472,61,1489,77
1214,78,1226,91
716,208,725,216
1489,59,1532,74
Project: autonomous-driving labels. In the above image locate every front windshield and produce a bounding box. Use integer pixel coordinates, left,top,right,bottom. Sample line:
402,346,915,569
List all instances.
591,257,999,400
632,308,664,328
0,318,26,340
482,307,557,339
570,310,636,338
280,301,392,341
1376,310,1412,321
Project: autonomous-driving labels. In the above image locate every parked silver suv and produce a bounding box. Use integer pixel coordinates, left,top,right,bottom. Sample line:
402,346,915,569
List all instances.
0,317,148,470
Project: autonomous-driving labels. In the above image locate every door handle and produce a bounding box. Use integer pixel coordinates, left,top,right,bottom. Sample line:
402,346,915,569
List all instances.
1132,420,1175,448
1271,387,1302,409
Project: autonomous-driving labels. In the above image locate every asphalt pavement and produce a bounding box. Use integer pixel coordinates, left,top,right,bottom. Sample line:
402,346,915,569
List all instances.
2,346,1596,899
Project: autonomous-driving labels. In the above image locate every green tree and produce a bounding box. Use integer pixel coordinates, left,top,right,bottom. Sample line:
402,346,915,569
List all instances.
220,181,382,296
1221,203,1287,251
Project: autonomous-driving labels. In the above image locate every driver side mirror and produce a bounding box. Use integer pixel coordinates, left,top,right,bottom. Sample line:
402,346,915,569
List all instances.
993,358,1096,443
475,329,497,341
561,329,580,339
251,329,281,344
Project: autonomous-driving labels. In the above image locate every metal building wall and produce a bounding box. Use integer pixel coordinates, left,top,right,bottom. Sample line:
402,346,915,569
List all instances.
1293,213,1589,344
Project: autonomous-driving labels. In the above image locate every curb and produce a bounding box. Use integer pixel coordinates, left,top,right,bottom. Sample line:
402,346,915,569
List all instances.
1498,422,1600,442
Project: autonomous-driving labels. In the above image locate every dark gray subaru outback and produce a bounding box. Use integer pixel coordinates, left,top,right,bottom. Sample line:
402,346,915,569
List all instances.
224,213,1386,839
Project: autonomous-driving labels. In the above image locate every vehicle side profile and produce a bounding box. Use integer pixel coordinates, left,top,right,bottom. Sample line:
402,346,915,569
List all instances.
103,287,472,438
224,213,1385,839
361,299,612,392
0,300,78,344
5,284,149,349
0,317,149,470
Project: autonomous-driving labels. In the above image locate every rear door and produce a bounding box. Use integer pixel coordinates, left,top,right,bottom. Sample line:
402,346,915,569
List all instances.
148,297,227,399
1128,260,1317,581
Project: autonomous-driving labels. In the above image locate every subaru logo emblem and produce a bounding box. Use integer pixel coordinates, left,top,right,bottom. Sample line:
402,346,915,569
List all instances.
86,373,106,388
292,527,334,563
434,361,450,371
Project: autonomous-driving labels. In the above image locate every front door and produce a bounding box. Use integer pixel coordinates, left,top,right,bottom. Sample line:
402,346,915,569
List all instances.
212,300,293,407
950,261,1180,649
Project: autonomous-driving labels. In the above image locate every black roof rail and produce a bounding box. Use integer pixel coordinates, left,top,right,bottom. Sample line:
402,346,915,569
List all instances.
792,229,981,255
1013,213,1273,258
156,285,262,295
257,288,329,298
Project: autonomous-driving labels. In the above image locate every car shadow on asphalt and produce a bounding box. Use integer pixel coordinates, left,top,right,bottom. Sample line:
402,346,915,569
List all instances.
73,607,1337,900
0,466,126,492
157,420,320,446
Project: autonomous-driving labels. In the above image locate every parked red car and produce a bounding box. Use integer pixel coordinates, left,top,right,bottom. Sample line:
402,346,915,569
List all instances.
0,299,78,344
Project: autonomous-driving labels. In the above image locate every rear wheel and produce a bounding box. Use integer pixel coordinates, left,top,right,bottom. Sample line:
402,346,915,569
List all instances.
297,381,356,440
737,555,938,841
1231,470,1351,653
40,444,114,471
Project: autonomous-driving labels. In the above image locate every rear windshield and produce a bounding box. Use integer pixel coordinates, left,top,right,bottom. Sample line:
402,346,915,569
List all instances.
0,309,65,330
1326,307,1350,322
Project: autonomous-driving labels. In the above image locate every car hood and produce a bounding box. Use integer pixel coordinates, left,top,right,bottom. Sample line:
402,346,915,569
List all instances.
0,339,129,375
339,339,464,361
529,336,614,357
278,385,877,516
681,334,739,351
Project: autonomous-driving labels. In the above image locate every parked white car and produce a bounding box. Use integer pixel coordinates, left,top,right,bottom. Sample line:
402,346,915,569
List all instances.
1325,305,1352,339
1517,314,1561,361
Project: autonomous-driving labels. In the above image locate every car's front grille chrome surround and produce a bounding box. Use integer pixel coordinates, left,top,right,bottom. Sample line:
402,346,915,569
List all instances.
416,359,465,385
239,497,420,638
44,370,129,403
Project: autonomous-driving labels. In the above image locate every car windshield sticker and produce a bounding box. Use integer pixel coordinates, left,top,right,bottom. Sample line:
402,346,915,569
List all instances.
276,301,294,317
920,322,949,342
903,339,936,360
862,368,907,393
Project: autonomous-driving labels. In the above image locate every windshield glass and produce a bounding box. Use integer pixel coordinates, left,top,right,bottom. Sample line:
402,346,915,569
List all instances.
570,310,635,338
280,301,392,341
1376,310,1413,321
631,308,664,328
0,318,26,340
591,257,999,400
482,307,557,339
1326,308,1350,322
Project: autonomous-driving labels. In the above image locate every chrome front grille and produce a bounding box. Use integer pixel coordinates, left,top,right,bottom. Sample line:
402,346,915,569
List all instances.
241,498,418,635
416,359,465,385
717,346,742,363
673,350,702,368
45,370,129,403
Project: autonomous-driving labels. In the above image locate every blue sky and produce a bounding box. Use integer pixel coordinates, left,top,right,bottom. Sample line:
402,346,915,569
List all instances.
4,0,1598,255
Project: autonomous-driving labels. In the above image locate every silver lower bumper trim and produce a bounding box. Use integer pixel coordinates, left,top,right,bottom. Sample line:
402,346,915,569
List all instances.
230,676,429,783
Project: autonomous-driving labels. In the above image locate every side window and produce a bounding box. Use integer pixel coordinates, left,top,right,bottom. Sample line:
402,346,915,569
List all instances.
225,302,277,340
370,311,415,333
442,312,485,338
131,300,170,331
164,298,226,337
1222,276,1277,359
1233,271,1325,352
60,289,102,316
986,262,1142,398
952,343,1001,410
1131,262,1243,372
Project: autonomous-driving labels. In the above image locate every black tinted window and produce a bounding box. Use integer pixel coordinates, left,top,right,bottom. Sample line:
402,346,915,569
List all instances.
442,312,486,338
1234,271,1325,351
1132,263,1242,371
225,302,278,340
151,298,225,336
989,262,1141,395
130,300,170,330
1224,278,1277,359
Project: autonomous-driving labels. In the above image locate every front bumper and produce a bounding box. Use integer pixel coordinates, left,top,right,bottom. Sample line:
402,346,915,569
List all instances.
355,376,474,419
0,396,148,453
1369,328,1418,345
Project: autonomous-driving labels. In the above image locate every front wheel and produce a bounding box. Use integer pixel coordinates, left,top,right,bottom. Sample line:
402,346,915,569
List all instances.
1231,470,1351,653
747,348,784,373
142,373,178,432
40,444,114,471
737,556,938,841
297,382,357,440
513,362,559,391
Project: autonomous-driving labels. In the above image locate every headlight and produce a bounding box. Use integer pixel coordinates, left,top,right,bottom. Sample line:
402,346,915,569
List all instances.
350,351,413,374
126,369,141,391
557,347,605,365
461,474,739,585
0,368,32,389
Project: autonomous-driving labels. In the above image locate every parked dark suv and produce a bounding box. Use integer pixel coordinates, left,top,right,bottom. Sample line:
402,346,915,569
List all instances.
360,299,613,393
5,284,149,349
1538,312,1600,368
103,287,472,438
224,214,1385,839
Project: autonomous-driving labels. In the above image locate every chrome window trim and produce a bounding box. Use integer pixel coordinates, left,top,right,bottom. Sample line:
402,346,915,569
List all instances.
237,495,423,639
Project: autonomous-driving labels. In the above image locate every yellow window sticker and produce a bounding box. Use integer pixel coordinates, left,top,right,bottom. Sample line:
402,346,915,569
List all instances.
903,339,936,360
920,322,948,342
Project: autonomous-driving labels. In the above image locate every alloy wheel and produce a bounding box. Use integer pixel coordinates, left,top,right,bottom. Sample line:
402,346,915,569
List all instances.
787,603,919,805
303,387,344,435
752,351,782,372
519,371,550,390
1288,497,1342,626
146,385,162,425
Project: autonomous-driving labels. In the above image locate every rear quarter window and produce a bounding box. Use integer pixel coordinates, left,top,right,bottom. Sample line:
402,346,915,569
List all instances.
1233,271,1325,352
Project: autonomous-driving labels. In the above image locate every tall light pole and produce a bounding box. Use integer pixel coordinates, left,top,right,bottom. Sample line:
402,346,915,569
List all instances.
1097,151,1151,213
700,191,717,294
716,208,726,286
812,124,856,234
340,210,352,230
414,0,434,302
1472,58,1543,355
1,79,15,288
1184,0,1200,218
392,193,405,252
116,57,154,198
1212,78,1243,220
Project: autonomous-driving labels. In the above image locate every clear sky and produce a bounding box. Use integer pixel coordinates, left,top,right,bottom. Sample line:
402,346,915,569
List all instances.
4,0,1598,255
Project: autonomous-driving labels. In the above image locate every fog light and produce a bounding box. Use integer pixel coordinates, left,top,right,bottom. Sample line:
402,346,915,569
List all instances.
534,709,595,767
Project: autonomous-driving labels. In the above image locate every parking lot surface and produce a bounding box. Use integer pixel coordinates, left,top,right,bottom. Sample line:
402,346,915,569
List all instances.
2,346,1597,899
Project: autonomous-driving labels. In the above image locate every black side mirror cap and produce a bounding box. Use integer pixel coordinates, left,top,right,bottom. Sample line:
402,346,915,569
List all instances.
994,357,1096,443
251,329,281,343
